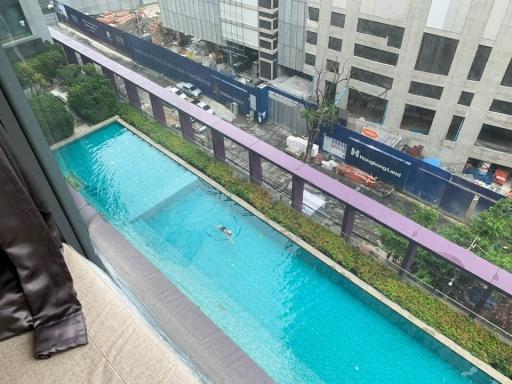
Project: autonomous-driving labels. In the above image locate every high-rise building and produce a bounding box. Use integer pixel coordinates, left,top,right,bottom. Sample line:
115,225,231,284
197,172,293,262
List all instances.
292,0,512,172
159,0,512,172
1,0,51,61
160,0,279,80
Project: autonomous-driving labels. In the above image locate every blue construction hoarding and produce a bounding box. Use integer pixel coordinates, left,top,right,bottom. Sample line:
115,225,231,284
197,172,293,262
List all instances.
317,124,503,218
345,137,411,187
57,4,264,117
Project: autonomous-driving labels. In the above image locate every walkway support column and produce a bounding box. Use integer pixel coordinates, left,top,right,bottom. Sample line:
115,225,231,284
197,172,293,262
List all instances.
63,46,78,64
341,204,356,238
211,129,225,162
101,66,118,94
474,286,494,314
149,93,166,124
249,150,262,185
291,175,304,212
400,240,418,276
124,79,141,109
80,54,94,65
179,111,195,142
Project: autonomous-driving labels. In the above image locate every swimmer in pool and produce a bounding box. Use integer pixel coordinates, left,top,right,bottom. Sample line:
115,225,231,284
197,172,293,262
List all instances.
217,225,233,241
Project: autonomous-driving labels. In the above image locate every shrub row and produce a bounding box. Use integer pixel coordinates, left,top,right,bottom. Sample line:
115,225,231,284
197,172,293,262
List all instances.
118,104,512,378
29,94,74,145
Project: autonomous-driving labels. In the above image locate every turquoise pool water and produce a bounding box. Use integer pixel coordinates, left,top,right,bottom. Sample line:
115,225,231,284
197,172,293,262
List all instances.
55,122,496,384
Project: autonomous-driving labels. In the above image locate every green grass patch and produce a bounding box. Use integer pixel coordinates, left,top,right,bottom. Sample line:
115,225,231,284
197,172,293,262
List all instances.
119,104,512,378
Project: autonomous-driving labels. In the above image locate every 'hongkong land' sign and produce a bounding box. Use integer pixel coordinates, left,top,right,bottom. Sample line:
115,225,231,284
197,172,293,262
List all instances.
345,137,411,187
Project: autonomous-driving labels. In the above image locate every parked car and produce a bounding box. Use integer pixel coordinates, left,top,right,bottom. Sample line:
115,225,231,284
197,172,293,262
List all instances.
165,86,188,100
191,99,215,115
176,82,202,98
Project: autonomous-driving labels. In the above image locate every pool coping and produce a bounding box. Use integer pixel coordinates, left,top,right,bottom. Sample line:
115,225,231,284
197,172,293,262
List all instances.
58,117,511,384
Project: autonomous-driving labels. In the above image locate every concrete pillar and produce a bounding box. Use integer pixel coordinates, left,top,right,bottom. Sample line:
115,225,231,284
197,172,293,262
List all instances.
63,46,78,65
291,175,304,212
149,93,166,124
101,67,118,94
249,150,263,185
341,204,356,237
179,111,195,142
400,240,418,276
124,79,141,109
474,286,494,314
211,130,226,162
80,54,94,65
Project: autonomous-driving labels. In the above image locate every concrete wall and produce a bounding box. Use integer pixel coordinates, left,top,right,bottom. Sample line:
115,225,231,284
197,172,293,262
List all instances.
292,0,512,172
19,0,51,42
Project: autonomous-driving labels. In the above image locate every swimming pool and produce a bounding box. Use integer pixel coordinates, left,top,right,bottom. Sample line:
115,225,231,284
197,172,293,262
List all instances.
55,121,497,384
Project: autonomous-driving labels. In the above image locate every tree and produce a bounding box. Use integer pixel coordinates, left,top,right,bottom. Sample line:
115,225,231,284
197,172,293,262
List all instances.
13,43,66,89
441,198,512,271
29,94,74,145
300,58,349,162
29,47,66,80
67,71,119,124
57,64,97,88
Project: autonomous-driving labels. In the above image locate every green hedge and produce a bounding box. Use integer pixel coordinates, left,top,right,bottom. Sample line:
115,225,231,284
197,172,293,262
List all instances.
29,94,74,145
68,72,119,124
118,104,512,378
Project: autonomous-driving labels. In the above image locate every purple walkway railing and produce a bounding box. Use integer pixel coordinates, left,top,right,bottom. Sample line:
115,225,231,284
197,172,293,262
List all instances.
51,27,512,307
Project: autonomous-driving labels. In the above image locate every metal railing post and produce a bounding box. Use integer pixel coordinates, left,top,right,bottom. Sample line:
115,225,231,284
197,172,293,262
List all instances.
149,93,166,124
291,175,304,212
123,79,141,109
249,150,262,185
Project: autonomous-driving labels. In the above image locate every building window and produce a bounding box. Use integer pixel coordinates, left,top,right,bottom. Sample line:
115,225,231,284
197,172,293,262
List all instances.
273,19,278,29
501,60,512,87
328,37,342,52
400,104,436,135
326,59,339,73
458,91,474,106
353,44,399,66
0,3,32,43
331,12,345,28
305,53,316,66
490,99,512,116
357,18,404,48
259,11,275,19
260,31,277,39
467,45,492,81
308,7,319,22
260,60,272,79
273,39,278,49
259,20,272,30
306,31,317,45
260,39,272,50
408,81,443,99
415,33,458,76
350,67,393,89
476,124,512,153
325,81,337,101
260,52,277,60
259,0,272,9
347,89,388,124
445,116,464,142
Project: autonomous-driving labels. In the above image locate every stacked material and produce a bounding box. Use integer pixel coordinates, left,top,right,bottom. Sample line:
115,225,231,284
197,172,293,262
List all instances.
286,136,318,158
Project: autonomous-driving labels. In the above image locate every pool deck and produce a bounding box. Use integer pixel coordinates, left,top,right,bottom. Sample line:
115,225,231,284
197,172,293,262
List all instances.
62,118,511,384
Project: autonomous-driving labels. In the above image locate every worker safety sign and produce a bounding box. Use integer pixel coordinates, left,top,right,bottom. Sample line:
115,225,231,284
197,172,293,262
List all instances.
345,137,411,187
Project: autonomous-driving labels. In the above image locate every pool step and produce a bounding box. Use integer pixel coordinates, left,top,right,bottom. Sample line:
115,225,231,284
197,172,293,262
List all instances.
133,179,202,223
